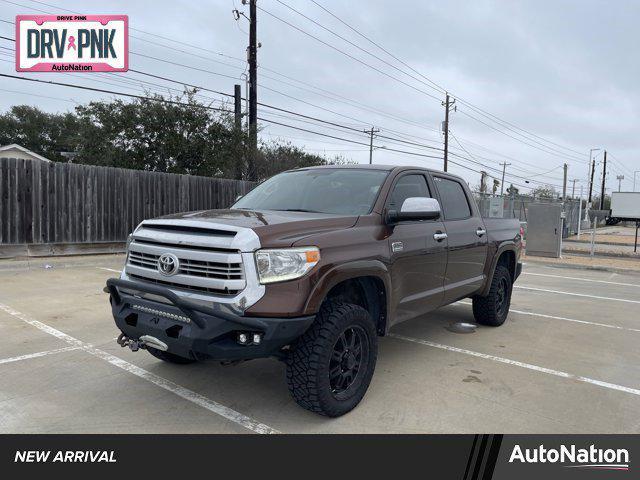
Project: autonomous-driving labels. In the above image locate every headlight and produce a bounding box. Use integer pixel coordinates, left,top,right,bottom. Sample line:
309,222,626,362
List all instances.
255,247,320,284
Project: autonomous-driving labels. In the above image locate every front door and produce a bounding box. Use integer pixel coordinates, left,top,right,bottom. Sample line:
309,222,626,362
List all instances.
386,173,448,324
432,175,489,303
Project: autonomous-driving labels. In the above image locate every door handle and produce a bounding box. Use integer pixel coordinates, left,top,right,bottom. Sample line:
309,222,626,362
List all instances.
433,232,448,242
476,228,486,237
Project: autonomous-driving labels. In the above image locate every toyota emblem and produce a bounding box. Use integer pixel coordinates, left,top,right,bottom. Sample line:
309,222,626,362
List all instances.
158,253,179,276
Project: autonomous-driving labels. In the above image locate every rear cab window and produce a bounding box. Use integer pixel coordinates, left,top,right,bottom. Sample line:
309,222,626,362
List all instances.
433,176,472,220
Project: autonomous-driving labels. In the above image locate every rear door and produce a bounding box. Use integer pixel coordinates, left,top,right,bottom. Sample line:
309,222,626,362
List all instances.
386,172,447,323
431,174,488,303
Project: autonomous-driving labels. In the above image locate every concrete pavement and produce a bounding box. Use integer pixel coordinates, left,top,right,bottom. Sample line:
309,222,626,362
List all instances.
1,254,639,433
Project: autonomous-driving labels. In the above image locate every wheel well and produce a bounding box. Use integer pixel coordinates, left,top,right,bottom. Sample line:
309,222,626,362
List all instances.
324,276,387,336
496,250,516,281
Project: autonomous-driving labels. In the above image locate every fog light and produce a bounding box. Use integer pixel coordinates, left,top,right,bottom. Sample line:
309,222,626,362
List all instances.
253,333,262,345
238,333,248,344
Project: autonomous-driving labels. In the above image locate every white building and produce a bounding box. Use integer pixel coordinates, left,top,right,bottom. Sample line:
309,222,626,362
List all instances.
0,144,51,162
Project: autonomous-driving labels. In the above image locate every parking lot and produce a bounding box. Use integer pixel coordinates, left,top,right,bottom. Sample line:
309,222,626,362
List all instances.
1,254,639,434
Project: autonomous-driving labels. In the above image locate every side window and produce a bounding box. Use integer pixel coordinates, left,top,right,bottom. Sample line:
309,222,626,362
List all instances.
434,177,472,220
388,174,430,210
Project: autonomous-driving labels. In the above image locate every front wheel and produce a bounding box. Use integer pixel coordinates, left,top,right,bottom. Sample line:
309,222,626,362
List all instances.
286,302,378,417
472,265,513,326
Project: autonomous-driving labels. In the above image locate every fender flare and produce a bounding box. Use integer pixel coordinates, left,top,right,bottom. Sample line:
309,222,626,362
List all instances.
478,242,518,297
303,259,392,321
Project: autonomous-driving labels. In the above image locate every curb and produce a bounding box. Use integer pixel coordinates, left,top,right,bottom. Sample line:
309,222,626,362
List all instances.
523,257,640,276
561,247,640,260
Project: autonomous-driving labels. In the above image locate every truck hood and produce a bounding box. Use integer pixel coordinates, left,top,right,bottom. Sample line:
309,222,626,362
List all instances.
157,209,359,247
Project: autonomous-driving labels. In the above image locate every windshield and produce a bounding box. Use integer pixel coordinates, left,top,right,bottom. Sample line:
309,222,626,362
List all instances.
232,169,389,215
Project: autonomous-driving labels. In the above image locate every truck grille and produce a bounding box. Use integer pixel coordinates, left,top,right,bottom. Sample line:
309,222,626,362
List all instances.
128,251,243,280
124,222,247,297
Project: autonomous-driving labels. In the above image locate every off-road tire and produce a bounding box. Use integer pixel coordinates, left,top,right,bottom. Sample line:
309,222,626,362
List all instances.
147,347,196,364
472,265,513,327
286,301,378,417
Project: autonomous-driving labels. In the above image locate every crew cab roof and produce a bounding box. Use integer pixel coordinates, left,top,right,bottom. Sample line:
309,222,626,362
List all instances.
288,164,455,177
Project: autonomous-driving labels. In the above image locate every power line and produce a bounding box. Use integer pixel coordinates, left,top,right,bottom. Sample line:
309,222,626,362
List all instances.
307,0,587,161
458,108,586,164
275,0,444,97
308,0,447,95
256,5,442,102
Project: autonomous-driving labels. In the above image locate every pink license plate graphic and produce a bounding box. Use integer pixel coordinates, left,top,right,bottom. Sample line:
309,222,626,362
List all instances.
15,15,128,72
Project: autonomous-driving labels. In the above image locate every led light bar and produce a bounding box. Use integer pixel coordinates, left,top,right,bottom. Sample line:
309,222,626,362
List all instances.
132,304,191,324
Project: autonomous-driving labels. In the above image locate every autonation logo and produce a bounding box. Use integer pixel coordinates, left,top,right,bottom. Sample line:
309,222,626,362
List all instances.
509,444,630,471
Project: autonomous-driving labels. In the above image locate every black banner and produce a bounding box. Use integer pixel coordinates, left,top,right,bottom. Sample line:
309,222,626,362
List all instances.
0,435,636,478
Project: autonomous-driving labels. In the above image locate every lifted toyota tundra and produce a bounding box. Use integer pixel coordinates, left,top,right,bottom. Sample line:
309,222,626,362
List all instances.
107,165,522,417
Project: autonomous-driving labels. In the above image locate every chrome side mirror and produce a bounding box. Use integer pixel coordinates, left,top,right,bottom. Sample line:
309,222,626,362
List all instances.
387,197,441,223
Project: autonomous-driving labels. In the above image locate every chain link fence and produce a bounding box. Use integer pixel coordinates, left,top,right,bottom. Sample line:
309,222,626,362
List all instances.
474,193,582,237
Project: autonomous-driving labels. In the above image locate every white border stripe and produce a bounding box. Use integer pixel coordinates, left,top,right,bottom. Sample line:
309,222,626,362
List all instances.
456,301,640,333
515,285,640,304
389,334,640,396
0,346,80,365
0,302,279,434
523,271,640,288
98,267,122,273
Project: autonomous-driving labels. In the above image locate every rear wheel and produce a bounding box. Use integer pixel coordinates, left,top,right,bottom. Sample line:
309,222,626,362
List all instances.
147,347,196,365
286,301,378,417
472,265,512,326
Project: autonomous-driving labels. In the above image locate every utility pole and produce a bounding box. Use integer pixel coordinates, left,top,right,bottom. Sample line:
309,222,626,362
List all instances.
600,150,607,210
233,84,243,180
247,0,258,180
365,126,380,164
480,171,488,194
233,84,242,131
588,158,596,203
571,179,577,199
616,175,624,192
499,162,511,196
442,93,455,172
562,163,568,199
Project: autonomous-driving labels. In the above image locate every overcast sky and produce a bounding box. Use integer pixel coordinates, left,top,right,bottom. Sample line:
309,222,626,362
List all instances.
1,0,638,193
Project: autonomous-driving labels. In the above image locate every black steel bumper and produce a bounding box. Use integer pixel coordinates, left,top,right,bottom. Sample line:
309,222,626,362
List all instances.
106,278,316,361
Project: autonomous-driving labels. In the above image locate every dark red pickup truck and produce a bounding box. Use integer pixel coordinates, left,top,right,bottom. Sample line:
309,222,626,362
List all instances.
107,165,522,416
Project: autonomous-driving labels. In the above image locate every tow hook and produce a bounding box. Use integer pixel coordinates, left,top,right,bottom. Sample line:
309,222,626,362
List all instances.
116,333,169,352
117,333,142,351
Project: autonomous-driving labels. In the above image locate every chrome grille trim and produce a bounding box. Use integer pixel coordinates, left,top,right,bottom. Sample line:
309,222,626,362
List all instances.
121,219,265,312
128,250,244,280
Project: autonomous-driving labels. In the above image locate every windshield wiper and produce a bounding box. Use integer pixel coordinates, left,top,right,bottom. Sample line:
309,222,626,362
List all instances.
277,208,324,213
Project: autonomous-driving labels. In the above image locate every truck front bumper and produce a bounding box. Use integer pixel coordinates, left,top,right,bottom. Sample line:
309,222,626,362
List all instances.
106,278,315,362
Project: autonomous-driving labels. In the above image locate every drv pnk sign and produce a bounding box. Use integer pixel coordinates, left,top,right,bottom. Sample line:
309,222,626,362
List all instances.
15,15,128,72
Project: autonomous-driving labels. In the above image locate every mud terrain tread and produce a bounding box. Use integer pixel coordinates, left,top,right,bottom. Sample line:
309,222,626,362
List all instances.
286,301,376,417
472,265,512,327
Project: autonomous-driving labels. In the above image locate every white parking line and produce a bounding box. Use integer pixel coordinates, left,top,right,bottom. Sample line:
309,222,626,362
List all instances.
98,268,121,273
0,302,279,435
0,346,81,365
389,333,640,397
456,301,640,333
515,285,640,305
522,272,640,288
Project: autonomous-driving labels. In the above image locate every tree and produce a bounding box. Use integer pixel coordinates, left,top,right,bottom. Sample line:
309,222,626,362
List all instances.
74,89,242,176
254,141,352,181
0,105,81,162
0,93,347,180
506,184,519,196
531,185,557,199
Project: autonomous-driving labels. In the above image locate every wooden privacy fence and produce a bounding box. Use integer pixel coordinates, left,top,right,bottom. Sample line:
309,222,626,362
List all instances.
0,158,255,247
